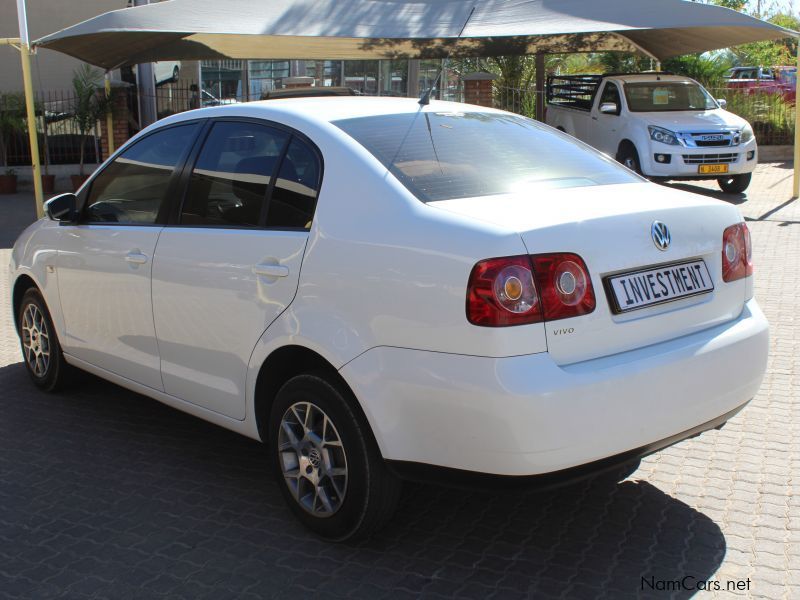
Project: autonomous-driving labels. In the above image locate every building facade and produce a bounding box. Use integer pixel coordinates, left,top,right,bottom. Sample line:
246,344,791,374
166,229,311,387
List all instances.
0,0,128,92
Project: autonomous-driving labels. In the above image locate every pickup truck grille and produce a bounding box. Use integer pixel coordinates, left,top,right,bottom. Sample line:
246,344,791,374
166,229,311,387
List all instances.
679,131,740,148
695,139,732,147
682,153,739,164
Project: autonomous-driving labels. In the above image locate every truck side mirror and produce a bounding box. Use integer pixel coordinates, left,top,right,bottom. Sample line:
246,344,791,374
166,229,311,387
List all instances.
717,98,727,109
44,193,78,223
599,102,618,115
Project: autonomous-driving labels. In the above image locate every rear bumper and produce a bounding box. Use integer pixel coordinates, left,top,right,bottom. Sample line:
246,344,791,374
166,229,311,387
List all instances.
341,299,768,476
387,400,748,490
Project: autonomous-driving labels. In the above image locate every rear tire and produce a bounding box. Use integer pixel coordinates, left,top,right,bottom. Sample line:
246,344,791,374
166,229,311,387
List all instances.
717,173,751,194
617,143,642,175
269,373,401,541
17,288,73,392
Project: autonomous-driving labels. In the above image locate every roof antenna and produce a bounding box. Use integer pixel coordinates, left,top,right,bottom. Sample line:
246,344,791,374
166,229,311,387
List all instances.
419,5,476,106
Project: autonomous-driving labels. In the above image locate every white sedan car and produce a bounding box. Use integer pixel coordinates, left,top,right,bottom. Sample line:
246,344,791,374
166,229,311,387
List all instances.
10,97,768,541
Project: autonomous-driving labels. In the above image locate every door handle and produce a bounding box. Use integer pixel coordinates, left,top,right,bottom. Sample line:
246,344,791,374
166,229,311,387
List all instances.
591,116,598,120
253,263,289,278
125,251,148,265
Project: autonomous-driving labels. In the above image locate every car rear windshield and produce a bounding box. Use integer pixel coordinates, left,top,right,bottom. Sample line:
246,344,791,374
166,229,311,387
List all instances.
332,111,640,202
624,82,717,112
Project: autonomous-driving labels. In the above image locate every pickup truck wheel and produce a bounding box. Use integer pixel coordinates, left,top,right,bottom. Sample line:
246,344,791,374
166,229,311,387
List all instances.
717,173,751,194
617,144,642,175
269,373,401,541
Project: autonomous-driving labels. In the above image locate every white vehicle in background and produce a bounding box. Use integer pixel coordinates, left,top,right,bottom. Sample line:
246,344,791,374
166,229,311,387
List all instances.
10,97,767,541
153,61,180,85
546,73,758,193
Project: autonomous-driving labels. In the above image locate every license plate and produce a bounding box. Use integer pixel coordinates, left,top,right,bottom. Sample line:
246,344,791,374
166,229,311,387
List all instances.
605,260,714,314
698,164,728,174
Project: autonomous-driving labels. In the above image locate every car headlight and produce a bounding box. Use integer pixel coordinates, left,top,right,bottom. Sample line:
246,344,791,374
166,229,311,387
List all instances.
740,124,755,143
648,126,680,146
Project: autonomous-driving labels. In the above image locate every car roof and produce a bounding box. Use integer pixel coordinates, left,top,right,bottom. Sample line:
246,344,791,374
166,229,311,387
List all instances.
263,86,358,99
163,96,504,127
607,73,698,84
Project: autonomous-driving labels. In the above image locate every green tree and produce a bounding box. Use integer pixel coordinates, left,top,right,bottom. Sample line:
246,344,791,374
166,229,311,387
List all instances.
731,13,800,66
0,93,26,170
71,64,112,176
662,53,733,88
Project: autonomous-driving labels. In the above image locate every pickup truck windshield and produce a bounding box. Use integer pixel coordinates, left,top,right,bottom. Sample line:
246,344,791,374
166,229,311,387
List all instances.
333,111,639,202
624,82,718,112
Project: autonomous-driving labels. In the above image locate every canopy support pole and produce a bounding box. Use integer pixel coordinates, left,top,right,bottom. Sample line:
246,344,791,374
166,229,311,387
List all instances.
535,53,545,122
6,0,44,217
104,73,115,156
19,42,42,216
793,44,800,198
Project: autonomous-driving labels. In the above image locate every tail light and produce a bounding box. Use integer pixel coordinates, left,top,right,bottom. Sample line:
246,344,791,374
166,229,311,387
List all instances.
467,253,595,327
530,254,596,321
722,222,753,282
466,256,541,326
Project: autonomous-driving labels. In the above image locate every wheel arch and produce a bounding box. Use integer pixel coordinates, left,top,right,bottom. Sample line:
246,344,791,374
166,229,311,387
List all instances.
253,344,382,456
12,274,39,331
617,138,638,161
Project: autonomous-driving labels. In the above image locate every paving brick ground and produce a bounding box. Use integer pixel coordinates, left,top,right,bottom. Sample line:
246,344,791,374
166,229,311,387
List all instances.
0,166,798,599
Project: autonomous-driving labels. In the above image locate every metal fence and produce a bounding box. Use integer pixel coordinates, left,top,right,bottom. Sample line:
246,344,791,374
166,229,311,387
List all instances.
494,87,542,120
2,81,793,176
708,87,794,146
0,90,104,171
493,85,795,146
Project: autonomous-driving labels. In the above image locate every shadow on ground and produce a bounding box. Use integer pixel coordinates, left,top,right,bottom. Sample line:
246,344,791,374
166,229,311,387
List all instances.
1,361,726,599
0,193,38,249
662,182,748,205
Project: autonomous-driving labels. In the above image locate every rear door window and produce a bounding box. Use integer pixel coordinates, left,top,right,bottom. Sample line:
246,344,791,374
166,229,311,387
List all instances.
181,121,289,227
266,138,321,229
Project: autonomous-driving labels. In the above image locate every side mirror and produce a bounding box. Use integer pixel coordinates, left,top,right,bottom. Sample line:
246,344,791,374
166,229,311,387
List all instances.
44,193,78,223
717,98,727,109
599,102,618,115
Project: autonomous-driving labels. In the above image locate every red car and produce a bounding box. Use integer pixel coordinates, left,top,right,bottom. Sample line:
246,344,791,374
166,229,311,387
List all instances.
726,66,796,102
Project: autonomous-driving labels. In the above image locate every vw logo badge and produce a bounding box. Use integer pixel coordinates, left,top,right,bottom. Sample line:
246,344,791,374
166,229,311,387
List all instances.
651,221,671,251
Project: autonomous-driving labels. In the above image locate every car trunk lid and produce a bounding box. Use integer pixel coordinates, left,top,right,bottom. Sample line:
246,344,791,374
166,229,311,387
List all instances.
430,182,748,365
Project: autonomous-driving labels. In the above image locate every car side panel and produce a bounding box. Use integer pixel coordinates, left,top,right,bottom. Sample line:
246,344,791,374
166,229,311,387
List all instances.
10,220,65,339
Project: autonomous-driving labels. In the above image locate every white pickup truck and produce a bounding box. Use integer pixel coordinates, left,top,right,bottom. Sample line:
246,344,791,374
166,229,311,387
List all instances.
545,73,757,193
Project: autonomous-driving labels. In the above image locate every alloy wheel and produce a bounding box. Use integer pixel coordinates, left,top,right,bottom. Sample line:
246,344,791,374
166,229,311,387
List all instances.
277,401,348,517
21,303,51,377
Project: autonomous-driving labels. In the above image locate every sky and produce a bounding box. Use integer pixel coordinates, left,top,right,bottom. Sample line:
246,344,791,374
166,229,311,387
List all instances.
745,0,797,16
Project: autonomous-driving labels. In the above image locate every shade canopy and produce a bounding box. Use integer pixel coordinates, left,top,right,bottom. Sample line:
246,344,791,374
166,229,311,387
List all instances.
34,0,797,70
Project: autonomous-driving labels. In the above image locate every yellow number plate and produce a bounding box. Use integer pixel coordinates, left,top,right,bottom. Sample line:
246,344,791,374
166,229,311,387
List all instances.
698,164,729,174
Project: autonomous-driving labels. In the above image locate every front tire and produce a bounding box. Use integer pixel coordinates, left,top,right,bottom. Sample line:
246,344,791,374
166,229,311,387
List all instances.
717,173,751,194
17,288,72,392
269,373,401,541
617,143,642,175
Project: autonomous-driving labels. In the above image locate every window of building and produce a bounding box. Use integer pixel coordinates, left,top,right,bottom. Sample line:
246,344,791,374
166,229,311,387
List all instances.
305,61,343,87
85,123,199,224
249,60,291,98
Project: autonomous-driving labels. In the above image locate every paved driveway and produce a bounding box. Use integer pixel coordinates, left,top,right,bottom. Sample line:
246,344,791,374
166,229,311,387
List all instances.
1,167,797,599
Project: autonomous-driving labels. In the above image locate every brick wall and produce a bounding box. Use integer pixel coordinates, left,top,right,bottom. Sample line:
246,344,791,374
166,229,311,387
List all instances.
463,72,497,108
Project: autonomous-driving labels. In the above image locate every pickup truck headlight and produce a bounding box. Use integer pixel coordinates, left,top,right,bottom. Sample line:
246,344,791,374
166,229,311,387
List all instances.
740,124,755,143
648,126,680,146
